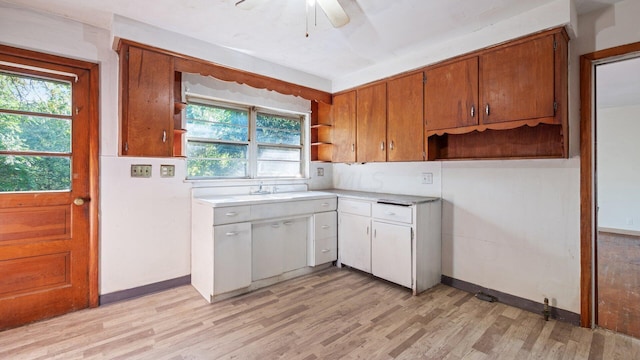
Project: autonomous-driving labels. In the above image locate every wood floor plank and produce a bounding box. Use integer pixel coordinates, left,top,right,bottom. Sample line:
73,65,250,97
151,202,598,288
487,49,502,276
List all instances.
1,267,639,359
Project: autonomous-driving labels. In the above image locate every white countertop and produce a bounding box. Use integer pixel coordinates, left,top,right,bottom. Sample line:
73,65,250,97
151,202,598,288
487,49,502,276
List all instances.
194,190,336,207
324,189,439,206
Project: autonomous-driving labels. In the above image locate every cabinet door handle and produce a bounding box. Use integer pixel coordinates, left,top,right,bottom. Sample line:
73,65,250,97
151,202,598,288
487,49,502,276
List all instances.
351,143,355,152
225,212,238,217
271,223,280,228
283,221,293,226
374,229,377,237
389,140,394,150
471,105,475,118
366,226,369,235
380,141,385,151
321,249,330,253
162,130,167,143
225,231,238,236
485,104,490,116
321,225,331,229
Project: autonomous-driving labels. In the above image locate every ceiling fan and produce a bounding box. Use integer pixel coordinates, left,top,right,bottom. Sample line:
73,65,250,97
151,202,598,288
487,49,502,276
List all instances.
235,0,350,29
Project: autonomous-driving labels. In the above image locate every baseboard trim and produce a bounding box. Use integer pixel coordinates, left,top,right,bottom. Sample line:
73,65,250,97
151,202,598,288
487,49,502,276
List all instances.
99,275,191,306
441,275,580,326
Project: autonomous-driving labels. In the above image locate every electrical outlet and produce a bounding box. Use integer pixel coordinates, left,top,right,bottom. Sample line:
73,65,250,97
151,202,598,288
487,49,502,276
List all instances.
131,164,152,178
160,164,175,178
317,167,324,176
421,172,433,184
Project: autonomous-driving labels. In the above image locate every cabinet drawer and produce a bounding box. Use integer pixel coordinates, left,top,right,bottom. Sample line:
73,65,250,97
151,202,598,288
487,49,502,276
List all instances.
213,206,251,225
312,197,337,212
314,211,337,239
372,203,412,224
338,198,371,216
315,236,337,265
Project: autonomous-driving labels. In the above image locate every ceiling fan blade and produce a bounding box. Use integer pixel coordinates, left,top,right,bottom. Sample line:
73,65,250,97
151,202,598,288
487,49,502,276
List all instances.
317,0,350,28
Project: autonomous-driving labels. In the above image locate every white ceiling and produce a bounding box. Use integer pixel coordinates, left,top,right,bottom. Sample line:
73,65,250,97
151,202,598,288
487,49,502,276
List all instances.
3,0,632,102
2,0,621,81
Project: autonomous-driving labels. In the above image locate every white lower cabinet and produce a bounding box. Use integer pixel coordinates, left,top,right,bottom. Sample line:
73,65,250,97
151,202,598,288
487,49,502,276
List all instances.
337,196,441,295
371,221,412,288
191,194,337,302
213,222,252,294
338,212,371,273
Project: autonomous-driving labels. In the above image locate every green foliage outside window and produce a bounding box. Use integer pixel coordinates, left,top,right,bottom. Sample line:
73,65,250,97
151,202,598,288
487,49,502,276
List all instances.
0,72,72,192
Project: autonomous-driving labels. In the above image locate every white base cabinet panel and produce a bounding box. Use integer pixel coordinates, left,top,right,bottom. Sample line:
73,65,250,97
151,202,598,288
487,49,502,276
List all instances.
213,223,252,294
338,212,372,273
372,221,412,288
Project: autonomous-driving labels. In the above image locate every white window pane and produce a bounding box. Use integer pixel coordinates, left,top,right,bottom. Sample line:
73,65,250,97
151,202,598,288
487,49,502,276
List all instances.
257,146,300,161
257,160,301,177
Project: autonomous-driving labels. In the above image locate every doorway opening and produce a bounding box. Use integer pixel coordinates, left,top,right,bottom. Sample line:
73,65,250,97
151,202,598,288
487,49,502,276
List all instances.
580,42,640,332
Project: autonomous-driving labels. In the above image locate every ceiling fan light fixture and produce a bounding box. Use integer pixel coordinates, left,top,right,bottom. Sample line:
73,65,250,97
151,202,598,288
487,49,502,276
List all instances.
317,0,350,28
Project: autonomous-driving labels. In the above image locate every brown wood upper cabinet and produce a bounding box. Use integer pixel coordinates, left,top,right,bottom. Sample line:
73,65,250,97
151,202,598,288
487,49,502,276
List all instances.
331,91,357,163
387,72,424,161
425,57,479,131
480,34,555,125
425,31,563,134
356,83,387,162
119,44,175,157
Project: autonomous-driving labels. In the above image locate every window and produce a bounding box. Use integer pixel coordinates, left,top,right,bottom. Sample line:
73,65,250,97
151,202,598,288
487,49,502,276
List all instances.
0,71,73,192
185,100,305,179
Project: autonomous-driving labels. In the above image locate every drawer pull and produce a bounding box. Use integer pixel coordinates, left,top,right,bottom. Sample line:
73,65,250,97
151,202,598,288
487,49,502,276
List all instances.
283,221,293,225
321,249,330,253
321,225,331,229
321,202,329,207
271,224,280,228
225,231,238,236
225,212,238,217
385,211,396,216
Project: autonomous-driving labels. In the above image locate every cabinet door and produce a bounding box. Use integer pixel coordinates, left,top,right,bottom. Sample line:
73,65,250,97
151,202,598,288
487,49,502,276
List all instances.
387,73,424,161
251,221,284,281
213,223,252,294
424,57,479,131
372,221,412,288
282,217,309,273
357,83,387,162
480,35,555,125
338,213,371,273
332,91,357,163
122,46,174,156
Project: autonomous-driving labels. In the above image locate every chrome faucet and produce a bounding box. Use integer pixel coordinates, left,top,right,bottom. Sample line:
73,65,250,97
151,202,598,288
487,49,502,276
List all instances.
251,182,270,194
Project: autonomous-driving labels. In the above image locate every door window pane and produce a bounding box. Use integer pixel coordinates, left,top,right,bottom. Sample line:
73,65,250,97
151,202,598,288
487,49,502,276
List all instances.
0,114,71,153
0,155,70,192
0,72,72,116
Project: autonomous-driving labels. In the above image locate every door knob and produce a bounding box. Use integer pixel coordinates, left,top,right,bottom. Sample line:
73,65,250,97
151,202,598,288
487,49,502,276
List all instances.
73,197,89,206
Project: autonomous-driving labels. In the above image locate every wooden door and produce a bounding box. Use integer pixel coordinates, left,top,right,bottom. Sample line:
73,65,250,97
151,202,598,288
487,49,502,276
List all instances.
387,72,424,161
480,35,555,124
424,57,479,130
0,46,99,330
331,91,357,163
120,45,174,156
356,83,387,162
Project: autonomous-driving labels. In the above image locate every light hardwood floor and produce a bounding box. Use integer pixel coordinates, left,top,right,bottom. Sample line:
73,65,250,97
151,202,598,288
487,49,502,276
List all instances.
1,267,638,359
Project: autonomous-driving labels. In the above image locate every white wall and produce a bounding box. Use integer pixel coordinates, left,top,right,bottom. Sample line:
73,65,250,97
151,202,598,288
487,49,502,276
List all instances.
596,105,640,232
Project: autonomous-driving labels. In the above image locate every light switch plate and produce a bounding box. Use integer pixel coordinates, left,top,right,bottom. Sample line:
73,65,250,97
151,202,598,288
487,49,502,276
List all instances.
160,164,175,177
421,172,433,184
131,164,152,178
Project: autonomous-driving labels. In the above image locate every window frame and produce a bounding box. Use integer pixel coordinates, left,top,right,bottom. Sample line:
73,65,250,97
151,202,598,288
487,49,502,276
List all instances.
184,96,308,180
